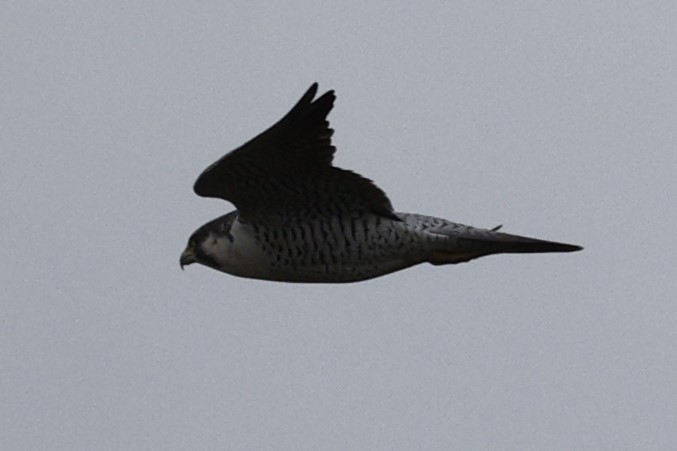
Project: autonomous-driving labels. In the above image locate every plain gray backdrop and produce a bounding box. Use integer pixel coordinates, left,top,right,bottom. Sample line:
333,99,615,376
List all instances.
2,1,676,450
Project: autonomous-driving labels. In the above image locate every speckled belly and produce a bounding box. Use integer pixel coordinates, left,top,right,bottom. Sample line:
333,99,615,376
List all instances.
250,213,431,282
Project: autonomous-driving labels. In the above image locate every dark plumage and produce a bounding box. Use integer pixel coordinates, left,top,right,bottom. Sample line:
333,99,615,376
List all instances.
181,84,582,283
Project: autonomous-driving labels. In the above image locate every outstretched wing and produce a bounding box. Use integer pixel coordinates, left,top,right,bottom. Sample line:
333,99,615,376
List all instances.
193,83,398,221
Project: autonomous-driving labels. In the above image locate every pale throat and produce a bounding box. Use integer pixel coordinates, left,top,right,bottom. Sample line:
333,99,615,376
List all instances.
201,233,234,264
200,223,271,277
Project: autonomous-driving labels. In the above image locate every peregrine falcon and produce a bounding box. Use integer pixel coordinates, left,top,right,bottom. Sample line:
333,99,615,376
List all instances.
180,84,582,283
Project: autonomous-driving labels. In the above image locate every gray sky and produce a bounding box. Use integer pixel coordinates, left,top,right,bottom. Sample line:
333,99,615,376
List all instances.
2,1,676,450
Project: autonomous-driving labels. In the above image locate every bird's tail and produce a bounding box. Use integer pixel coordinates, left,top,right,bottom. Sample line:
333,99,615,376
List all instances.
427,226,582,265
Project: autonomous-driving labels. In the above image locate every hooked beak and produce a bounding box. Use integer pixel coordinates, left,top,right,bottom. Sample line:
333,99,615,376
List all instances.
180,246,196,270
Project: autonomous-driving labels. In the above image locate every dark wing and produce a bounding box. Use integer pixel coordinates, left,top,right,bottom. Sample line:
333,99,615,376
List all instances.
193,83,398,221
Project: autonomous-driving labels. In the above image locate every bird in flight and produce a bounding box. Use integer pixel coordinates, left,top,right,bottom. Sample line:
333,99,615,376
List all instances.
180,84,582,283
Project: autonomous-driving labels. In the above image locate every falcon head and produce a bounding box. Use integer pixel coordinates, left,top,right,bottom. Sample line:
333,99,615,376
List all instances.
180,211,238,270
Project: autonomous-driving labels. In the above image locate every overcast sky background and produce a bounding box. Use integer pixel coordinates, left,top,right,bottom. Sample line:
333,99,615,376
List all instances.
2,1,676,450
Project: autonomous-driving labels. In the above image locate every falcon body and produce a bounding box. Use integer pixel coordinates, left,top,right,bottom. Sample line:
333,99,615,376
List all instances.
181,84,581,283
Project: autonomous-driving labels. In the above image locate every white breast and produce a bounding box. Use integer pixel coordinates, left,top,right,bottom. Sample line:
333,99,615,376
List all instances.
201,219,271,279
